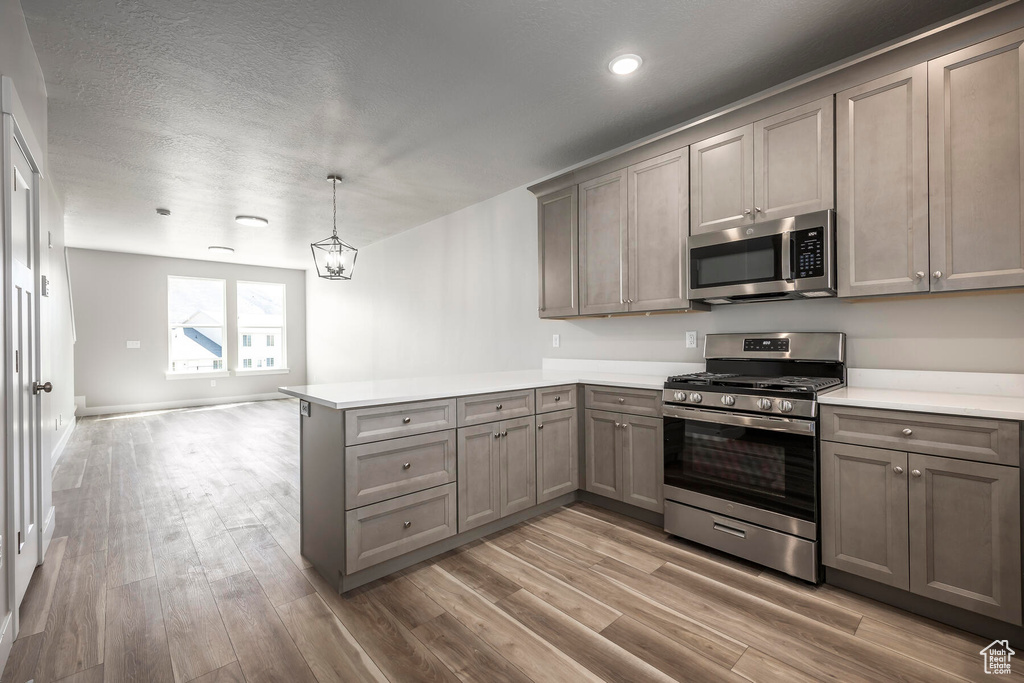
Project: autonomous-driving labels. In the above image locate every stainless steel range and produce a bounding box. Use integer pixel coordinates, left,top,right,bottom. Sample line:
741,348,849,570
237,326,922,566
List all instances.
662,332,845,583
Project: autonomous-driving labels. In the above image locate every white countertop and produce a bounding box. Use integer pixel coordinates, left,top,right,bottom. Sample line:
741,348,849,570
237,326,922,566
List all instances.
819,386,1024,421
279,368,667,410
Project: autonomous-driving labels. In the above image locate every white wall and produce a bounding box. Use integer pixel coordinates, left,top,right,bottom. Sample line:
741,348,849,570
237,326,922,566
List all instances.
69,249,306,414
307,185,1024,382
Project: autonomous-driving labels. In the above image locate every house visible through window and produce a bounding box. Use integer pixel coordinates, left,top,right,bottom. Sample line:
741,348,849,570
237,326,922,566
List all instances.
238,281,285,371
168,276,226,374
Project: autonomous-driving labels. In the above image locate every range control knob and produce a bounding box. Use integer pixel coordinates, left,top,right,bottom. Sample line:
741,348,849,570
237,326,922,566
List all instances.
721,395,736,407
674,391,684,401
688,392,703,404
757,397,773,411
779,400,794,413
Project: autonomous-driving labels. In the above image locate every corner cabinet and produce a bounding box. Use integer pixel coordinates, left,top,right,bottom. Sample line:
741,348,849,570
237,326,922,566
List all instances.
537,186,578,318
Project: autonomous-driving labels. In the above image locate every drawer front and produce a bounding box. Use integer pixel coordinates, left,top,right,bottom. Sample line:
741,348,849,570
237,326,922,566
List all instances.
345,483,457,573
821,405,1020,466
345,430,457,509
585,385,662,418
535,384,577,414
458,390,534,427
345,399,457,446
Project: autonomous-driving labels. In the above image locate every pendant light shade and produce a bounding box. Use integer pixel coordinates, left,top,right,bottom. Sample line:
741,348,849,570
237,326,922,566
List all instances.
312,174,358,280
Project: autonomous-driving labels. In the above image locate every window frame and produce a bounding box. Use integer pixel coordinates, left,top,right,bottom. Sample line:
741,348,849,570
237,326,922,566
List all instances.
235,280,288,375
165,275,229,379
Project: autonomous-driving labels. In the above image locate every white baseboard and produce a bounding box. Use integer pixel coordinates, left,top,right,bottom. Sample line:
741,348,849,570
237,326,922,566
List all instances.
0,610,12,676
77,392,288,417
41,505,55,561
50,417,77,469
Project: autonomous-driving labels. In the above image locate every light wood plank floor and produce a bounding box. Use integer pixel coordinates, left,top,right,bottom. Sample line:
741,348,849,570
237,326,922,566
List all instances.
6,398,1013,682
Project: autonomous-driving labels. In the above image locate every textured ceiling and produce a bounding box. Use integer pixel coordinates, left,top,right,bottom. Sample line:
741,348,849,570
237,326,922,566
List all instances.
25,0,989,269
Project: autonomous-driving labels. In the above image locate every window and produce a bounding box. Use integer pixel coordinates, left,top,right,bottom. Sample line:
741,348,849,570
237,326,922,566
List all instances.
168,277,226,374
238,281,285,371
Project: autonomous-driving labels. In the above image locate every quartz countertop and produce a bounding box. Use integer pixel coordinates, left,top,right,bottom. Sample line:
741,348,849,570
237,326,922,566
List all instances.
819,386,1024,421
279,369,667,410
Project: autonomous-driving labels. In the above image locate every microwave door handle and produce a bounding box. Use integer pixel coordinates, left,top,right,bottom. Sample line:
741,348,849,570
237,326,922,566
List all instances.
781,231,795,281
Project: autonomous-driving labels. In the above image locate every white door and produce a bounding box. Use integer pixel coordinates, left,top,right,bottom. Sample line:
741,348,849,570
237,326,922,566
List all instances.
10,143,39,607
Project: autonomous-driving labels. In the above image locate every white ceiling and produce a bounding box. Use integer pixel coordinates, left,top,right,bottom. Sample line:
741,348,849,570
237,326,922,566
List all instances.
24,0,988,270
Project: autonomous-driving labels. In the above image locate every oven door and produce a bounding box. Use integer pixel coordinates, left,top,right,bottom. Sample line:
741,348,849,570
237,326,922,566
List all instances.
663,406,817,534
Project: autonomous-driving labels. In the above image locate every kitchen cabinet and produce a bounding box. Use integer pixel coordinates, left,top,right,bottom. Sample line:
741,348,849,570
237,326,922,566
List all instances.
536,408,579,503
690,96,834,235
929,29,1024,292
457,417,536,532
836,65,930,297
584,409,664,512
579,169,628,315
537,186,578,318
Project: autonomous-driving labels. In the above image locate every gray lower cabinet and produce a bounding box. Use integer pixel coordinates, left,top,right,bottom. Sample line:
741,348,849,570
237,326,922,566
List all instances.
579,169,628,315
821,442,910,589
908,453,1022,624
458,417,536,532
537,185,578,318
584,409,663,512
536,408,579,503
837,65,930,297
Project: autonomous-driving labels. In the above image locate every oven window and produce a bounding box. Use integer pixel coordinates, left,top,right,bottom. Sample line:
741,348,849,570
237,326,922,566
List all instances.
664,417,816,520
690,234,782,289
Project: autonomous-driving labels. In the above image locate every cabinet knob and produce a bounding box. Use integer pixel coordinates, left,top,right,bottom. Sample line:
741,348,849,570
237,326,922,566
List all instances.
403,521,412,529
932,270,943,279
615,422,622,428
500,431,508,437
403,417,412,424
893,466,904,474
743,209,751,215
902,428,913,436
496,404,503,410
914,271,925,280
911,469,922,477
554,396,561,402
618,397,625,403
754,207,762,213
621,423,628,430
494,432,500,438
537,424,544,430
402,462,411,470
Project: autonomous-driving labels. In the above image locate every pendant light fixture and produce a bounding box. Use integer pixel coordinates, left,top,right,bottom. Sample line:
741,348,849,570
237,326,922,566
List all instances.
311,174,358,280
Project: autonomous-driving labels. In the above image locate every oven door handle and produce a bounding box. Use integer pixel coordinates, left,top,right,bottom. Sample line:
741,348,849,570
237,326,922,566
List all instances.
663,405,816,435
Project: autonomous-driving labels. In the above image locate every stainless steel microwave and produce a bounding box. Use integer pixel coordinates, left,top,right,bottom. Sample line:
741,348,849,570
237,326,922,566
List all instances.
687,209,835,304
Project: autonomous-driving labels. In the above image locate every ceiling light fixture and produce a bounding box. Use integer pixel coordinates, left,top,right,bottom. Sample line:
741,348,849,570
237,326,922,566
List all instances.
235,215,269,227
208,246,235,255
156,208,171,216
609,53,643,75
311,174,358,280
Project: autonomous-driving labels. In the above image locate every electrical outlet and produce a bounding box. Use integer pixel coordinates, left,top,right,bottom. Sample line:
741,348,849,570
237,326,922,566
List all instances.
210,379,217,387
552,334,560,348
686,331,698,349
126,340,141,349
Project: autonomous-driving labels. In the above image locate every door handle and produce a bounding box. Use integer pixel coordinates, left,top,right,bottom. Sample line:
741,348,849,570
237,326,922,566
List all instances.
33,381,52,395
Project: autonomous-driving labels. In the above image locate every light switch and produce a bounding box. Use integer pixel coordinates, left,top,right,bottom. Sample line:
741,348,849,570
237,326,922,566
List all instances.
126,340,141,349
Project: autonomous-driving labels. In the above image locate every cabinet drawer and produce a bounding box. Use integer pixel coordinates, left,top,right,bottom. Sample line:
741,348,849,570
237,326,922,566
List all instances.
345,483,457,574
345,431,457,509
345,399,456,446
585,385,661,417
821,405,1020,466
458,390,534,427
536,384,577,414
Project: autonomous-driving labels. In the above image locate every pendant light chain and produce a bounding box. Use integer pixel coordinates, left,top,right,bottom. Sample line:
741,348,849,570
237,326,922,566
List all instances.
332,177,339,238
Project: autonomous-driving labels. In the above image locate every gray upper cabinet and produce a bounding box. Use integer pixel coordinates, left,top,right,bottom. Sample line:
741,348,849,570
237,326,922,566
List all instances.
929,29,1024,292
536,408,579,504
821,442,910,589
837,65,930,297
457,423,501,532
627,148,691,311
579,169,629,315
690,125,754,234
908,453,1022,625
621,414,664,513
499,416,537,518
754,96,835,222
537,186,579,318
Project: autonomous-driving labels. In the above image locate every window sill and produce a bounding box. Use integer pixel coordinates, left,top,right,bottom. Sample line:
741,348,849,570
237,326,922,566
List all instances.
233,368,290,377
165,370,231,381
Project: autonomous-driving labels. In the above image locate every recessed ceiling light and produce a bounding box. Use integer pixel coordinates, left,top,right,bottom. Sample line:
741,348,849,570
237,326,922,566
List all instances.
235,215,269,227
609,54,643,75
208,246,235,255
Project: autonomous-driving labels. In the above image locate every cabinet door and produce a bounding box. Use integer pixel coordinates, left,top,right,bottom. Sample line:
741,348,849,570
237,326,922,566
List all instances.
584,409,622,499
837,66,930,297
621,414,663,512
908,454,1022,624
627,148,690,312
537,186,578,318
499,416,536,518
690,124,754,234
820,443,909,590
457,424,500,532
753,96,834,222
579,170,628,315
929,29,1024,292
536,409,579,503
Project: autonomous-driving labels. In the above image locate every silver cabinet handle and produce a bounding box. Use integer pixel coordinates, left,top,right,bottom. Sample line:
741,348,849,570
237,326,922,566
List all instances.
537,424,544,430
902,428,913,436
402,462,411,470
713,522,746,538
493,432,500,439
403,521,412,529
932,271,942,279
618,397,625,403
743,209,751,215
911,469,922,477
500,431,507,437
496,403,503,410
554,396,561,402
893,466,904,474
403,417,412,424
621,423,628,430
914,271,925,280
615,422,622,428
754,207,762,213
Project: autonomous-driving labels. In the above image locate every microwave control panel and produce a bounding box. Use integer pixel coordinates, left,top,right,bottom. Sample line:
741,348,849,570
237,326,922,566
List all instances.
794,227,825,279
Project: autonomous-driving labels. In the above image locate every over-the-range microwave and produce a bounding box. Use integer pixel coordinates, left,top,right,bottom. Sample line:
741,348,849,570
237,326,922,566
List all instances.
686,209,835,305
